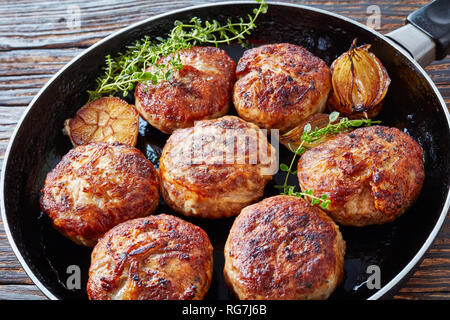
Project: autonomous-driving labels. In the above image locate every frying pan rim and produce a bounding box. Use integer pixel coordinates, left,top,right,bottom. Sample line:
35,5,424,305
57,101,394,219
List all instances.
1,0,449,301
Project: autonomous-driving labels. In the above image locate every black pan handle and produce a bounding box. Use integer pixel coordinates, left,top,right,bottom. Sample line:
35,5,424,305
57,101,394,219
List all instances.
408,0,450,60
386,0,450,67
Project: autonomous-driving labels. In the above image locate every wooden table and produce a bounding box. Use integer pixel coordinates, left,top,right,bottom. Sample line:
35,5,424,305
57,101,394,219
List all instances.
0,0,449,300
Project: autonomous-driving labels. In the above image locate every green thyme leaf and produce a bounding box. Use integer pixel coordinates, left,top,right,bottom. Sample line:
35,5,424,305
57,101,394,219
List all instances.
276,111,381,210
88,0,268,101
303,123,311,133
329,111,340,123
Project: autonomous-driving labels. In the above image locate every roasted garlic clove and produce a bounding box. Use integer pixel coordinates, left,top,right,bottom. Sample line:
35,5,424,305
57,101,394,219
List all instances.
327,39,390,118
64,97,139,147
280,113,351,151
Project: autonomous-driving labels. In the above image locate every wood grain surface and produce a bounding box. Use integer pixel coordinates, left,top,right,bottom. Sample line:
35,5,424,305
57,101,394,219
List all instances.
0,0,449,300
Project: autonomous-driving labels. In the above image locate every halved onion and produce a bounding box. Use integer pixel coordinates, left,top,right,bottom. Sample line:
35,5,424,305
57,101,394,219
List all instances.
280,113,351,151
63,97,139,147
327,39,390,118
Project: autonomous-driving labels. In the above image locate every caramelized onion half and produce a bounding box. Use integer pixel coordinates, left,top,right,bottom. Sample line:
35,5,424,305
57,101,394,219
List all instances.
280,113,351,151
327,39,390,118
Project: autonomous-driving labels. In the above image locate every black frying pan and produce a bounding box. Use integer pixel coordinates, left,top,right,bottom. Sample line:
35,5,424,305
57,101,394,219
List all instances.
1,1,449,300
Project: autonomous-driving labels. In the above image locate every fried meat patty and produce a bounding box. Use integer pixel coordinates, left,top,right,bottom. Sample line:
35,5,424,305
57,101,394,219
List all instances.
40,143,159,246
135,46,236,134
159,116,276,218
297,126,425,226
87,214,213,300
233,43,331,133
224,195,345,300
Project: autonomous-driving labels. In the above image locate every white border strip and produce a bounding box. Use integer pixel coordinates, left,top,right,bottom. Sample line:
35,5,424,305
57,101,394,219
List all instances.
1,1,449,300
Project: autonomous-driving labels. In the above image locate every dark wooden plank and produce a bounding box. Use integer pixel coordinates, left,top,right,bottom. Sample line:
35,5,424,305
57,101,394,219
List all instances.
0,49,81,106
0,0,193,50
0,285,47,300
0,221,35,286
0,0,449,300
394,218,450,299
0,0,429,50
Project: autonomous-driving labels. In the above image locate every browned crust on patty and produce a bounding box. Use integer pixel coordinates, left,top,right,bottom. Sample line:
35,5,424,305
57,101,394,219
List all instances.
297,126,425,226
87,214,213,300
159,116,276,219
135,46,236,134
40,143,160,246
233,43,331,133
224,195,345,300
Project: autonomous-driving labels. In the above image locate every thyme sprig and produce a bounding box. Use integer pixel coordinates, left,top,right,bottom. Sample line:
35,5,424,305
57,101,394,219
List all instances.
88,0,268,101
276,111,381,209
